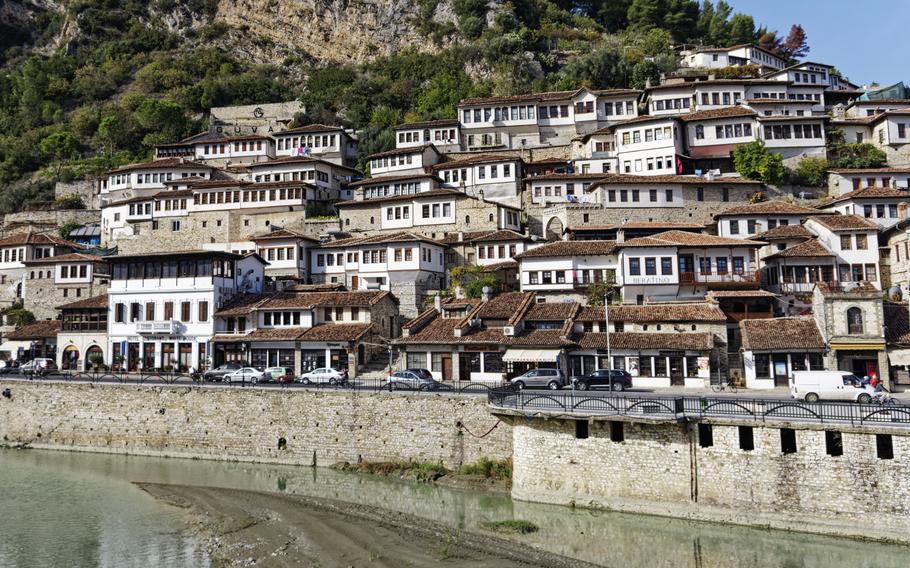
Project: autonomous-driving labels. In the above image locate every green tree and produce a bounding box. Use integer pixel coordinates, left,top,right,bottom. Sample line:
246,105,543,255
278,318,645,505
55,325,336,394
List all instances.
793,156,828,187
39,131,78,176
132,98,188,146
586,277,617,307
733,141,784,185
727,13,756,44
831,144,887,169
630,60,660,89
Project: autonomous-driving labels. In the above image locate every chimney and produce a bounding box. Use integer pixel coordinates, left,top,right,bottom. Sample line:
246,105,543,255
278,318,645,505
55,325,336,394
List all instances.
434,293,442,312
481,286,493,302
457,231,464,243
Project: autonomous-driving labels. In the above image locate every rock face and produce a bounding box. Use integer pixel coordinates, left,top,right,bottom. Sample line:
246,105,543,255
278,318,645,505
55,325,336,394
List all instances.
213,0,439,64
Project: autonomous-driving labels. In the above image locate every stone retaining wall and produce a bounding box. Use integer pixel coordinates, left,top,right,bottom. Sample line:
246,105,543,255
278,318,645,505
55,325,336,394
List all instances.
0,381,511,469
509,416,910,543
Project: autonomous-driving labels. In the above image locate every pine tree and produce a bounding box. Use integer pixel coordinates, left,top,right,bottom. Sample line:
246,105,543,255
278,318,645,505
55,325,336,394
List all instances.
781,24,810,60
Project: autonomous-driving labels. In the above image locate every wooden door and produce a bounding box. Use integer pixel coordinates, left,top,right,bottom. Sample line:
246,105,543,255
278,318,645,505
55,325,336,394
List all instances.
351,275,359,290
442,356,452,381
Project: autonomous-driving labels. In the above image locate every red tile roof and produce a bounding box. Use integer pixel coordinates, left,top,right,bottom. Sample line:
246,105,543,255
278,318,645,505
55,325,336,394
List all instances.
439,230,531,245
716,201,826,217
677,106,757,122
807,214,878,232
279,124,346,135
621,230,763,248
433,154,521,170
575,303,726,323
56,295,109,310
349,173,442,187
247,229,319,242
7,320,61,340
24,253,109,265
590,174,761,187
574,331,714,351
740,318,825,351
317,231,443,248
514,240,618,258
0,232,83,248
525,302,581,321
764,239,833,259
108,158,211,174
821,186,910,205
755,224,813,240
394,119,460,131
884,303,910,345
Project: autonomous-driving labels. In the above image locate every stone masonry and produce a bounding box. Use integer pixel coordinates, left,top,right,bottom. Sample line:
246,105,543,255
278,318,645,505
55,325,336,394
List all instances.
0,381,511,470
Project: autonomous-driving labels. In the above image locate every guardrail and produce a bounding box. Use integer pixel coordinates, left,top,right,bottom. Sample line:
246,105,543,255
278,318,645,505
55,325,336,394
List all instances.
0,370,495,395
488,388,910,427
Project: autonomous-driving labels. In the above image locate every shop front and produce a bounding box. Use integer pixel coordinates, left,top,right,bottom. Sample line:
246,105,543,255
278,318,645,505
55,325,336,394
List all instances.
501,348,561,378
458,347,506,383
110,336,207,372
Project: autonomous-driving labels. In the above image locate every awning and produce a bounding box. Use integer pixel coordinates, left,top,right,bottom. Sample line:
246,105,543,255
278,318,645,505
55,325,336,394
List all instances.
0,340,30,354
889,349,910,366
830,343,885,351
502,348,561,362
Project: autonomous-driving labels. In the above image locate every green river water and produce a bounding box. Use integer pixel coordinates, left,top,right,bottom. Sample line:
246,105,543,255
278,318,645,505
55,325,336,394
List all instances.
0,448,907,567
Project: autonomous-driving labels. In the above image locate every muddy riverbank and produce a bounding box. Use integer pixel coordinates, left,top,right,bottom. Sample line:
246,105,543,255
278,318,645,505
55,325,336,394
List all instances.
139,482,594,568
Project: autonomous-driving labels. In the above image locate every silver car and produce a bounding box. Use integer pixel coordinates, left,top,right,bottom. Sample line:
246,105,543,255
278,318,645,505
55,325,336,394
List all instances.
509,368,566,390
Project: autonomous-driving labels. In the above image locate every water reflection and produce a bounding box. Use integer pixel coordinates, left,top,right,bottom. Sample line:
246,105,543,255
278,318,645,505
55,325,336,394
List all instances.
1,449,907,568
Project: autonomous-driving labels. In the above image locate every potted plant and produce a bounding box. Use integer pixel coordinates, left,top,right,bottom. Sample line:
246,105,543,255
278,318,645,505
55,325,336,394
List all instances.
87,352,104,372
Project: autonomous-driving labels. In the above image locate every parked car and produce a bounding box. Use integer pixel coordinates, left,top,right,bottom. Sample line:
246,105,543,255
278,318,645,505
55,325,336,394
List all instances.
407,368,435,381
572,369,633,392
387,370,443,390
204,363,242,382
222,367,264,384
298,367,347,385
509,368,566,390
21,358,57,377
790,371,877,403
260,367,294,383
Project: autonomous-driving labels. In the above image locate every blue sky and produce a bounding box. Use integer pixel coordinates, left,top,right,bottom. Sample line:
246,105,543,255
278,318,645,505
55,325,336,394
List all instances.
727,0,909,86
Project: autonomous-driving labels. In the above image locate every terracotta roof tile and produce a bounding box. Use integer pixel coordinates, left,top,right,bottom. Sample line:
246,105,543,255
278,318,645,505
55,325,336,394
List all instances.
514,240,618,259
473,292,534,321
821,186,910,205
261,290,390,310
279,124,346,135
508,329,574,346
829,167,910,174
298,323,373,342
394,119,459,131
765,239,833,259
212,328,307,342
7,320,61,340
24,252,109,265
621,230,763,248
433,154,521,170
317,231,442,248
574,331,714,351
214,294,270,316
366,144,439,160
56,295,108,310
108,157,211,174
439,230,531,245
349,173,441,187
740,318,825,351
0,232,83,248
716,201,826,217
755,224,813,240
335,188,468,207
677,106,756,122
575,303,726,323
707,290,777,298
807,214,879,232
248,229,319,242
525,302,580,321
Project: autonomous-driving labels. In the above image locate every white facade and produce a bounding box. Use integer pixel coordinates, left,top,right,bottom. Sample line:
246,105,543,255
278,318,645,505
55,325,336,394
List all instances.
395,121,461,152
615,118,682,175
312,238,445,292
107,252,266,371
435,157,522,204
369,146,441,178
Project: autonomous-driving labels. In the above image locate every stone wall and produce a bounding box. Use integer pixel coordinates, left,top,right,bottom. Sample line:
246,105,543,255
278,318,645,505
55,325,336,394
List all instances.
509,416,910,543
54,180,101,210
22,274,109,321
339,197,505,240
0,381,511,469
1,210,100,237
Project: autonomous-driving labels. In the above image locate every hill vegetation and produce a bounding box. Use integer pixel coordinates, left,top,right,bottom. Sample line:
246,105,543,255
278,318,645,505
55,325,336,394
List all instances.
0,0,809,211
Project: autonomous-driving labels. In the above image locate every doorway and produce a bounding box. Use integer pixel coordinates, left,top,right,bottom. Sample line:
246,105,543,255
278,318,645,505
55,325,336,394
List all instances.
669,356,685,386
442,355,452,381
772,355,789,386
352,275,359,290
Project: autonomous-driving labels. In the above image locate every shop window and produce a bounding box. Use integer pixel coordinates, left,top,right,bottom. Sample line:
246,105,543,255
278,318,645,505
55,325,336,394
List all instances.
847,308,863,334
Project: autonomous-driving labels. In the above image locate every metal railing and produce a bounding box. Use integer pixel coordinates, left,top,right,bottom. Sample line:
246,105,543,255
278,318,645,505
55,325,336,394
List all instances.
0,370,495,395
488,388,910,427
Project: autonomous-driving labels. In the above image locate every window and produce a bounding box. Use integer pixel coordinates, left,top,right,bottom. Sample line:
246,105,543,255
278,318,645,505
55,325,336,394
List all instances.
739,426,754,451
610,421,624,443
825,431,843,457
645,257,656,275
180,301,191,322
856,234,867,250
698,424,713,448
629,258,641,276
847,307,863,334
660,257,672,275
729,220,740,235
840,235,852,250
198,301,208,322
780,428,797,454
877,434,894,460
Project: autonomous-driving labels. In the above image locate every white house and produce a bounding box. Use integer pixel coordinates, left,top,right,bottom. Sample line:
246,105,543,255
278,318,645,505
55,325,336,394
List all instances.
433,154,523,205
107,250,266,372
679,44,787,72
818,186,910,228
272,124,358,166
515,240,620,302
394,119,461,152
614,116,683,175
527,173,606,206
828,168,910,195
248,229,319,279
715,201,830,238
368,145,442,178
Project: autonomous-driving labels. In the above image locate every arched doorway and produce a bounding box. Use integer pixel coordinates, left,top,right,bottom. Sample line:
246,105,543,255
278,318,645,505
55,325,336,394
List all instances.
62,346,80,370
85,345,103,371
545,217,564,241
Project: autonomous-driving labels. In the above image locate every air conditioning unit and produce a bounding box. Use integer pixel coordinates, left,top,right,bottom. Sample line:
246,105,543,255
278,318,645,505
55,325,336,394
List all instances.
503,326,516,336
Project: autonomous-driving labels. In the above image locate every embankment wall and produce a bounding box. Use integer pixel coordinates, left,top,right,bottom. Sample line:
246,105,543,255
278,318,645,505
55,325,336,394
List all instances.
509,416,910,543
0,381,510,469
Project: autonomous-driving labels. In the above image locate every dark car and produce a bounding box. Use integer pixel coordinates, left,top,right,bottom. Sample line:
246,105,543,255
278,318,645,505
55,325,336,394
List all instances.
203,362,242,382
573,369,633,391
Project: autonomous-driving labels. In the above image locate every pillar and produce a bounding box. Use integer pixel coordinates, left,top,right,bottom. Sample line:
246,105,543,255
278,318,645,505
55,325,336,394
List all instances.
878,350,892,389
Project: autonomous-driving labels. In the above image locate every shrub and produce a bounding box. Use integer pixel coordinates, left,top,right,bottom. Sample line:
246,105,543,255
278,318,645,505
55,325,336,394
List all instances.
5,308,36,327
793,156,828,187
481,520,539,534
54,194,86,210
458,457,512,480
831,143,887,169
733,141,785,185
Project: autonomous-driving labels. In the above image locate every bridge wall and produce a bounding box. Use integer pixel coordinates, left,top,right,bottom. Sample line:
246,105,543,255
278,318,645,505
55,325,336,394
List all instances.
0,381,511,469
509,416,910,543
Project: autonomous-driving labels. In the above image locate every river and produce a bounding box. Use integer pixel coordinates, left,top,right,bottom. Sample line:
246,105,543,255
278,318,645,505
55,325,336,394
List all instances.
0,448,907,568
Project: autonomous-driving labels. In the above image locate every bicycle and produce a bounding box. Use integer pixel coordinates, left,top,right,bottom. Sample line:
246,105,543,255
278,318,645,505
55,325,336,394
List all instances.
711,380,738,393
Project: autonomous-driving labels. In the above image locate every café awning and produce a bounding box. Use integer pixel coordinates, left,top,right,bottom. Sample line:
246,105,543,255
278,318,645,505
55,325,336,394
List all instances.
501,348,561,362
888,349,910,366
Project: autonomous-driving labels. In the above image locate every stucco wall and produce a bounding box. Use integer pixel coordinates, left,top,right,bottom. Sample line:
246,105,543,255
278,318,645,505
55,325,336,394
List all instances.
0,381,511,469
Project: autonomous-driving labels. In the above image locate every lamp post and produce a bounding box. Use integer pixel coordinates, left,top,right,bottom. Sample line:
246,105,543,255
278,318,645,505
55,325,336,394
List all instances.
604,292,612,390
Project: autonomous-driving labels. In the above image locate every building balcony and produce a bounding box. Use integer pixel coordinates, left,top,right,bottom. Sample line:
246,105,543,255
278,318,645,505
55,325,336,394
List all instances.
135,320,177,334
679,271,759,288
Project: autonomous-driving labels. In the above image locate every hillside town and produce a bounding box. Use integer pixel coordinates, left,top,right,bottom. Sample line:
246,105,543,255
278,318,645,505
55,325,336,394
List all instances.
2,45,910,393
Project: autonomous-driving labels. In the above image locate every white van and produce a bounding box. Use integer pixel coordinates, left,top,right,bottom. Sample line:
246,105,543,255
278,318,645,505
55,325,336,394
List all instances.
790,371,876,403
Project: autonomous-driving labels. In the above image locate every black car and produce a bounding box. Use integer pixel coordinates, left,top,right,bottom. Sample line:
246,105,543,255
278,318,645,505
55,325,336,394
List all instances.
573,369,633,391
203,362,243,382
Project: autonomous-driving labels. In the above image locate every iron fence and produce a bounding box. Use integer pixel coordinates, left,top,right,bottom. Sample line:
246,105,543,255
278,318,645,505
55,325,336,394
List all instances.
488,388,910,427
0,370,494,395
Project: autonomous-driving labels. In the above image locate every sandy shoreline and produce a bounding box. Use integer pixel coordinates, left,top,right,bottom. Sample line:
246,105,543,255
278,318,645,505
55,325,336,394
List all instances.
138,482,602,568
